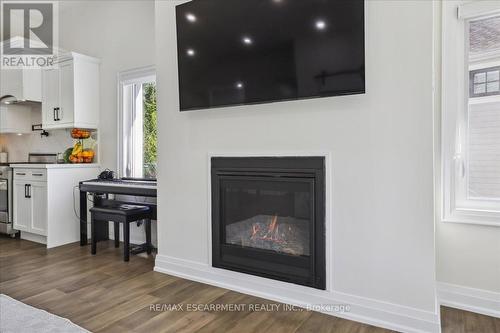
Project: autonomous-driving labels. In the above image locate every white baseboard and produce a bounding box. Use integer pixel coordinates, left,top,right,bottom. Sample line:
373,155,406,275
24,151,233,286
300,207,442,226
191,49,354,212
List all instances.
437,282,500,318
20,232,47,245
154,255,440,333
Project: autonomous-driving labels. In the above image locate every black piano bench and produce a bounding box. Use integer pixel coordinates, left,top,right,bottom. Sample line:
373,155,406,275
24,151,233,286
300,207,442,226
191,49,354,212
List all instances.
90,203,153,262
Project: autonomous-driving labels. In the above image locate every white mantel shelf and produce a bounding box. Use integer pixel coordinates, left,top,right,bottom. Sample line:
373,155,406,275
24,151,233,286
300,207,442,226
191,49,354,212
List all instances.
10,163,100,169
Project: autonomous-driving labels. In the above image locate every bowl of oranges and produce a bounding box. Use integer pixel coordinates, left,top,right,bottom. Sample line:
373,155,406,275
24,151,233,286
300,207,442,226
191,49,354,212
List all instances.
69,149,95,163
71,128,91,139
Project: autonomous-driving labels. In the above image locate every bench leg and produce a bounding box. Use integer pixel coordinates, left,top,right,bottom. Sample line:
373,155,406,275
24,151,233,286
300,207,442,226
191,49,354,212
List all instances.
91,216,97,255
114,222,120,248
145,219,152,255
124,222,130,262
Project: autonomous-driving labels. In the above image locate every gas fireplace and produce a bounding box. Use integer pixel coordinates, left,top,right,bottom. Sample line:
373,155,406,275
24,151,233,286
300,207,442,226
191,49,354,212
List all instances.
211,157,325,289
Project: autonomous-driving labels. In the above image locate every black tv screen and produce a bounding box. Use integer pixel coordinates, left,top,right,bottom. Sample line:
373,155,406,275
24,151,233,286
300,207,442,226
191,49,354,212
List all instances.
176,0,365,111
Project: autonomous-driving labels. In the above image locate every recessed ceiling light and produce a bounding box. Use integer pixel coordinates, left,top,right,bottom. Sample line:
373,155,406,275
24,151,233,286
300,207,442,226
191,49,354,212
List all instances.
242,36,253,45
315,20,326,30
186,13,196,23
186,48,195,56
236,82,244,89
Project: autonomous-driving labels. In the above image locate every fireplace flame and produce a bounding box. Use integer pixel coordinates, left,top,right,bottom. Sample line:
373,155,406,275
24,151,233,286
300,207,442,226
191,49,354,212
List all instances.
251,224,260,238
250,214,285,244
268,215,278,233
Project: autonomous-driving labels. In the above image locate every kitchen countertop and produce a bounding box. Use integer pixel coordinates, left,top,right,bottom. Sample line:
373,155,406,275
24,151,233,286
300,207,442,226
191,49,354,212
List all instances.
10,163,100,169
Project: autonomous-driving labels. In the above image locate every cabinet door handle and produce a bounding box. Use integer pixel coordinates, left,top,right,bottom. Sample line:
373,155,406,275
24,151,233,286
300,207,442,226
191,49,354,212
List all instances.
53,107,60,121
24,184,28,198
32,173,43,177
27,184,31,198
16,172,26,176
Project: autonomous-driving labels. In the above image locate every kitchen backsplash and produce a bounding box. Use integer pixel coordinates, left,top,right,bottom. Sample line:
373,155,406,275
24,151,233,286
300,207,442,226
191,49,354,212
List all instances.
0,129,74,162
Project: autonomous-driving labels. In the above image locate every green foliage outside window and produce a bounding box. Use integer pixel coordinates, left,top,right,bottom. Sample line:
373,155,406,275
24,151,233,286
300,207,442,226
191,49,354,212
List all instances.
143,83,157,178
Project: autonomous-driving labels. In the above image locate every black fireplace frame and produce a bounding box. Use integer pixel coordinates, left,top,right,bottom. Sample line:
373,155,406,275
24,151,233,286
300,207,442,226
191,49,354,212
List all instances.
211,156,326,289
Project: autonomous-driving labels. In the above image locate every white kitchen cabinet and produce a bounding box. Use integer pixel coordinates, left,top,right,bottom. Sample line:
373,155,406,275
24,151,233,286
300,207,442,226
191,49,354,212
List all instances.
0,68,42,102
12,165,100,248
42,52,100,130
41,67,60,128
13,181,31,232
0,105,33,134
13,174,47,236
30,182,48,235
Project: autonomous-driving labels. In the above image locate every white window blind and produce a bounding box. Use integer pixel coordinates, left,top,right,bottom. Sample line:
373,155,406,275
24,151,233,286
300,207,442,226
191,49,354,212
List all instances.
467,100,500,200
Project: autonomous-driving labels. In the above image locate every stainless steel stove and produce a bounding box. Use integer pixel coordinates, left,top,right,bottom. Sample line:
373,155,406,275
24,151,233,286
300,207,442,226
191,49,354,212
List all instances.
0,165,14,236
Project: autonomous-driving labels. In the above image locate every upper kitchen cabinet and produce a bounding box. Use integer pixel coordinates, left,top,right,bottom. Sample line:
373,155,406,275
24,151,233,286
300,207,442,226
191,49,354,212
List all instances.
42,52,100,130
0,68,42,102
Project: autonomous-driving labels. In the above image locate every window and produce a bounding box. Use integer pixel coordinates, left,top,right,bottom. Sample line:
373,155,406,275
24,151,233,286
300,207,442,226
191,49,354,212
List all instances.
469,66,500,97
442,2,500,226
118,67,157,179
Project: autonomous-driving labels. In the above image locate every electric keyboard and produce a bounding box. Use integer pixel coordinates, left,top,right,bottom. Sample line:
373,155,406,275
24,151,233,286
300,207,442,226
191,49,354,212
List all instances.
79,178,157,246
79,179,157,196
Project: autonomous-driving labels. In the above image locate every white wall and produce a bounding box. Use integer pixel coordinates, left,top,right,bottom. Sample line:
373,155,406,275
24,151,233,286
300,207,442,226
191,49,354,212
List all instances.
437,222,500,292
58,0,156,245
434,0,500,316
155,1,438,331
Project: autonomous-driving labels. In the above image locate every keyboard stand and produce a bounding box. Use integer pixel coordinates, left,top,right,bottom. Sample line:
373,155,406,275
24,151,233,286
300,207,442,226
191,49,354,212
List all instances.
79,179,157,246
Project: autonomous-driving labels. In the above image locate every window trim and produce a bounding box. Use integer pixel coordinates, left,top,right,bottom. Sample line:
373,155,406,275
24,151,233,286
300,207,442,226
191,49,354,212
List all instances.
117,66,156,179
441,1,500,227
458,1,500,20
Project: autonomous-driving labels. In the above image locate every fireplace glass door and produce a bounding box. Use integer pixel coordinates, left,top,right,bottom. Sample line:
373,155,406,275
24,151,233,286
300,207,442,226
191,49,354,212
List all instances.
222,177,312,257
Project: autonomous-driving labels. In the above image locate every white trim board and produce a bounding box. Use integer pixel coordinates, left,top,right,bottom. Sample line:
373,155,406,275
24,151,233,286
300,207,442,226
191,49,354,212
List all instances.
155,255,440,333
437,282,500,318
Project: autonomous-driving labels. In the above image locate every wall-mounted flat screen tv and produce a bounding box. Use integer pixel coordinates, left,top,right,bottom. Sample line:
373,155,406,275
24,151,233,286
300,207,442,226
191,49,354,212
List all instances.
176,0,365,111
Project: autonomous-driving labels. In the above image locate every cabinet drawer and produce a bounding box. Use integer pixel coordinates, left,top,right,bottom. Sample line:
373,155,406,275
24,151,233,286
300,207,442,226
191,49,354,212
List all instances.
29,170,47,181
13,169,30,180
13,169,47,181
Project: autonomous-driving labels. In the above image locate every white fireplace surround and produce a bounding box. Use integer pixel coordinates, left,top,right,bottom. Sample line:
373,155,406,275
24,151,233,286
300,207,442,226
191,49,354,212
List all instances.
154,152,440,333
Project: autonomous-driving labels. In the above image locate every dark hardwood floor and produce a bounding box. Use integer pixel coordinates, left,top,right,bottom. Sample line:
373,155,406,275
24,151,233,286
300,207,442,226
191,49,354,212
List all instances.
0,237,498,333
